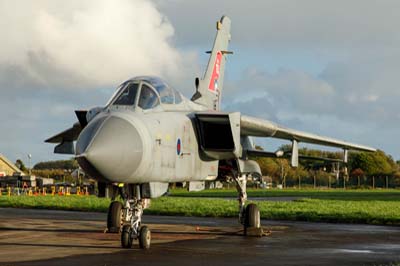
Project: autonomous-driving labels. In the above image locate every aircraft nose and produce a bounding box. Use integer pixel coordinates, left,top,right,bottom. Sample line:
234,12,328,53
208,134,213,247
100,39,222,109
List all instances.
76,116,143,181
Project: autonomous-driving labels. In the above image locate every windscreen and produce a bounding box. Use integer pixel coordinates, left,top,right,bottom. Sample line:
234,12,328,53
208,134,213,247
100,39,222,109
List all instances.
156,85,175,104
138,84,160,109
113,83,139,106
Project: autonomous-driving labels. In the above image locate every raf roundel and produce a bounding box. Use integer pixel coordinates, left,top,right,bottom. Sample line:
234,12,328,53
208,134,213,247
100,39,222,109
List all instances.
176,138,181,155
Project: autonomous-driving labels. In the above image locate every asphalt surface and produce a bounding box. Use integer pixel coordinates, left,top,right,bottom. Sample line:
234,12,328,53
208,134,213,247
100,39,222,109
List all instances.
0,208,399,266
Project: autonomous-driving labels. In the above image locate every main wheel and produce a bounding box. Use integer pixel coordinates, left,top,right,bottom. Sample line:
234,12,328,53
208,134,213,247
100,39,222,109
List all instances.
244,203,260,233
139,226,151,249
107,201,123,233
121,225,133,248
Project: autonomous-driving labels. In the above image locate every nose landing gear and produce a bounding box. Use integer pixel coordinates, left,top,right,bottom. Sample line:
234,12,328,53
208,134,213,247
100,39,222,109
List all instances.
106,184,151,249
120,197,151,249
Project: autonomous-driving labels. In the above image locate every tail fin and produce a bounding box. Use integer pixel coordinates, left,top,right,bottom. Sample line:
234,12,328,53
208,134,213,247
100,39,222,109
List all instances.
191,16,232,110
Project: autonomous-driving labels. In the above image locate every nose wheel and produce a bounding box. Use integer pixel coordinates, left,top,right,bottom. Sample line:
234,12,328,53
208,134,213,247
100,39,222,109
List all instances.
121,223,152,250
121,225,151,249
121,204,151,249
139,226,151,249
121,225,133,248
118,184,151,249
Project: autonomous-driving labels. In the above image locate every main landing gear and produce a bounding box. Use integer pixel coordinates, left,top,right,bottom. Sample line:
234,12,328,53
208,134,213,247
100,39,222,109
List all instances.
233,174,263,237
106,184,151,249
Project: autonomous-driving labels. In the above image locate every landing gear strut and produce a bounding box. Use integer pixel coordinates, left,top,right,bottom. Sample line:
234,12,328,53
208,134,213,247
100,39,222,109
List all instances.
233,174,263,237
233,174,248,225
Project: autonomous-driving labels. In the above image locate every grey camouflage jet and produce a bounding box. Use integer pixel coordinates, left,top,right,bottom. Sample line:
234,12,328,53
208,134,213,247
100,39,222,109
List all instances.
46,16,376,249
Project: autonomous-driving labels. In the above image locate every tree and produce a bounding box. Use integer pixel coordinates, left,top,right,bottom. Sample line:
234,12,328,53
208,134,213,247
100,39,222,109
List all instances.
276,159,290,187
251,146,398,188
15,159,27,172
257,158,279,178
31,169,66,180
393,172,400,187
349,150,395,176
287,166,308,188
33,158,78,170
351,168,364,187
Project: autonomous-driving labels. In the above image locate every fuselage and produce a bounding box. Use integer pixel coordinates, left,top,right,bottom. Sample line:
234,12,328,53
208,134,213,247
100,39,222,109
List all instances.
75,76,219,184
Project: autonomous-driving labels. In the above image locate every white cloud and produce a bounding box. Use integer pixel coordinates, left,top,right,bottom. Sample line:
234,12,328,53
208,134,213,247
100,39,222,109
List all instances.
0,0,198,163
0,0,189,90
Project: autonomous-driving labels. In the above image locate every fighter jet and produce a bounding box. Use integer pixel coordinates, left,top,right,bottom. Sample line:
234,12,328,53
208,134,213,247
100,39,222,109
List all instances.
46,16,376,249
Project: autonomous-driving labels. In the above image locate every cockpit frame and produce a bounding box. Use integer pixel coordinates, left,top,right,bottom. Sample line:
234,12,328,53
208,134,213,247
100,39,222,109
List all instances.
106,76,183,112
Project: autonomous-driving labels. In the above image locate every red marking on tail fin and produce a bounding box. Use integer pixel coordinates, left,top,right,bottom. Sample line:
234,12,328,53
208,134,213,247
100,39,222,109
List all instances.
208,51,222,93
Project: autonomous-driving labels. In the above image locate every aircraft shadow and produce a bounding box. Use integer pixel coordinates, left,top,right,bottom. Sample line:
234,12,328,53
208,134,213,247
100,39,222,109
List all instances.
0,227,100,233
0,226,244,236
0,242,119,250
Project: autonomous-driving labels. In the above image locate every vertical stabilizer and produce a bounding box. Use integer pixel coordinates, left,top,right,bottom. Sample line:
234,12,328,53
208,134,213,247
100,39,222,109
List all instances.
191,16,232,110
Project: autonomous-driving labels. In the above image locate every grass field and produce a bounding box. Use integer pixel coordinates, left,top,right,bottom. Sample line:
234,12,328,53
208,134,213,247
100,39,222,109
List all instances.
0,194,109,212
170,188,400,201
0,189,399,225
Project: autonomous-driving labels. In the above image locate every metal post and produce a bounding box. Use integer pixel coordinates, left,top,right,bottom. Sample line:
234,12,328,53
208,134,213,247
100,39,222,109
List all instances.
298,175,301,189
78,168,81,186
372,176,375,189
283,175,286,189
27,154,32,176
16,180,20,196
343,173,346,190
282,162,286,189
386,176,389,189
314,174,316,189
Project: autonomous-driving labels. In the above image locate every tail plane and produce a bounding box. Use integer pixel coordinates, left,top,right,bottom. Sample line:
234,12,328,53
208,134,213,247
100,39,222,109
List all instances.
191,16,232,110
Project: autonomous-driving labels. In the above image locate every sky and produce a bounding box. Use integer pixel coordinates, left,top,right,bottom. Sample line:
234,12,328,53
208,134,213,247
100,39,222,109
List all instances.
0,0,399,165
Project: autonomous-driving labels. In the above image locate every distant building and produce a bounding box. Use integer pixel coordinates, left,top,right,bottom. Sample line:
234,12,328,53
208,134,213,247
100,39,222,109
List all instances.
36,177,54,187
0,154,25,177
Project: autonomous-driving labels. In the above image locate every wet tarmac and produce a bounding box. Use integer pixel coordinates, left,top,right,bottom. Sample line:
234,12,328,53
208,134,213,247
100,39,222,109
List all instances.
0,208,399,266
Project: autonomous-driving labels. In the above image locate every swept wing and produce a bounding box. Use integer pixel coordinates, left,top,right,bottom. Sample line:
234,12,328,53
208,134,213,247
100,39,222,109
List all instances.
241,115,375,152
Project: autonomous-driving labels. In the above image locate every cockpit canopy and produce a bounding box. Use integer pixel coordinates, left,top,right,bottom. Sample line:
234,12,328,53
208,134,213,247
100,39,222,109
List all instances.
107,76,182,110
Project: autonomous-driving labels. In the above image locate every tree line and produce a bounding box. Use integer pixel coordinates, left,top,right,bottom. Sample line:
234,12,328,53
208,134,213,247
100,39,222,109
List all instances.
13,158,79,182
33,159,78,170
252,146,400,188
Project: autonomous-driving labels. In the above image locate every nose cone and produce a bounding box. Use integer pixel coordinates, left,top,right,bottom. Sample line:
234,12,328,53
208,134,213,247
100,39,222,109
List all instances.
76,116,143,181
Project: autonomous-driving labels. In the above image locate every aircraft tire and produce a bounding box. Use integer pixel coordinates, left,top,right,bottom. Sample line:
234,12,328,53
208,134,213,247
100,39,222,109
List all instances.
139,226,151,249
121,225,133,248
107,201,122,233
244,203,260,234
